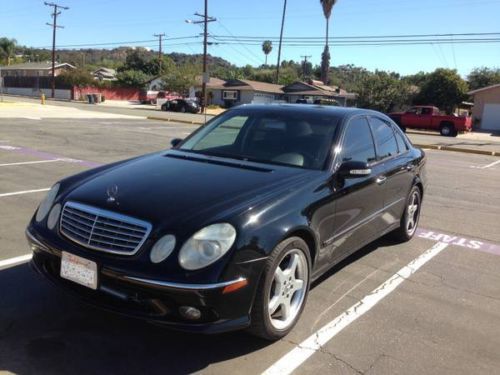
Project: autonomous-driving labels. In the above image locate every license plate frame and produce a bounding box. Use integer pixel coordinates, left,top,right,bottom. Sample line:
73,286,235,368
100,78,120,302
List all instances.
60,251,98,290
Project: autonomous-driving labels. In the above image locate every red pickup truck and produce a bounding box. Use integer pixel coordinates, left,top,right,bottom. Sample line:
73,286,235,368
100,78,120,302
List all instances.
389,106,472,136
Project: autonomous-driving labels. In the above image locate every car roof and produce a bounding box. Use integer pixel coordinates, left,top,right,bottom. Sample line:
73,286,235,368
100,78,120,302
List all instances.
230,103,383,120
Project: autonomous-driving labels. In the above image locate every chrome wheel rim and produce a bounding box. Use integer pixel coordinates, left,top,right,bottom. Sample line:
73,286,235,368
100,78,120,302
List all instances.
268,249,308,330
442,127,450,135
406,191,420,235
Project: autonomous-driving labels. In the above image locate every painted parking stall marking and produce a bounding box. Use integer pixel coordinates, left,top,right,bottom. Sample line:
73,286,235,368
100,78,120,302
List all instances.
263,242,449,375
0,254,32,270
0,159,64,167
416,228,500,256
0,144,102,168
0,188,50,198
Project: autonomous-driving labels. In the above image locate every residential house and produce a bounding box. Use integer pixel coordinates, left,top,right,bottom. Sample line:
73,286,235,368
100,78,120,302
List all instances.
283,80,357,107
468,84,500,131
92,67,117,81
0,62,75,77
206,79,284,107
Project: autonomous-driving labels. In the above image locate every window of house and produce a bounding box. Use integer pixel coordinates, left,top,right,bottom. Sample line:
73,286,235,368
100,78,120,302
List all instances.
223,90,238,100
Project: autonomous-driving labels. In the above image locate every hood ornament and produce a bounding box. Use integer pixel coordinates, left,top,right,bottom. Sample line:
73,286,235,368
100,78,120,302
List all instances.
106,184,119,204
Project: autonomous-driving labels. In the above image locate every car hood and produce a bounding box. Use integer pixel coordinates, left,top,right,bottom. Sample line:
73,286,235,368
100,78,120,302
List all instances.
64,150,318,232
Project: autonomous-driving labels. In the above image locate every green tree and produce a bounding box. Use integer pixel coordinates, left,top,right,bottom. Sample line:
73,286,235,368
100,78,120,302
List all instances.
161,64,198,94
319,0,337,84
0,37,17,65
58,69,94,87
467,67,500,91
262,40,273,66
115,70,150,88
414,68,468,114
356,71,414,113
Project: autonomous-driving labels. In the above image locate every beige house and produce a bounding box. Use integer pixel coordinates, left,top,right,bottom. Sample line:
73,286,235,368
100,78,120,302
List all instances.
0,62,75,77
468,84,500,131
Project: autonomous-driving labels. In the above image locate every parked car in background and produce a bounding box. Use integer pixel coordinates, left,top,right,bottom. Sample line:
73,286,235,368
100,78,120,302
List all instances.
388,106,472,136
27,104,426,340
161,99,200,114
139,90,158,105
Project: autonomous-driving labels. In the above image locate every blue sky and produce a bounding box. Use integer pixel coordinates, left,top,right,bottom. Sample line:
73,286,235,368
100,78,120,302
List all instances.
2,0,500,77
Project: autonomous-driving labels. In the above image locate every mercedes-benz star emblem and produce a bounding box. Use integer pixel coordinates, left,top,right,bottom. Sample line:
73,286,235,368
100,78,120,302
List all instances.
106,184,119,204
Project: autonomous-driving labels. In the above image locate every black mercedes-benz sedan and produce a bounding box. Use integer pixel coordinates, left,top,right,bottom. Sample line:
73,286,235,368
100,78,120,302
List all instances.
27,104,426,340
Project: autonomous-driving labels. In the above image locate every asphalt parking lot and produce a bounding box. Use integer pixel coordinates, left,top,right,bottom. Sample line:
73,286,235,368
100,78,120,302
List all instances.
1,111,500,374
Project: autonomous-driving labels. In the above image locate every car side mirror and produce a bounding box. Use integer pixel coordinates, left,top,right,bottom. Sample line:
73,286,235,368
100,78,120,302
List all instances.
338,161,372,178
170,138,182,148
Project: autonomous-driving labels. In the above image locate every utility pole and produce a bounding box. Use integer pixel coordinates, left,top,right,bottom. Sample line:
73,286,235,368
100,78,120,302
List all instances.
45,2,68,98
154,33,166,75
300,55,312,80
276,0,288,84
186,0,216,118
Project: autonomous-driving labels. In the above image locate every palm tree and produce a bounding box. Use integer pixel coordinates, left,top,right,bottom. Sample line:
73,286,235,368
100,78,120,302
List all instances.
320,0,337,84
262,40,273,66
0,38,17,66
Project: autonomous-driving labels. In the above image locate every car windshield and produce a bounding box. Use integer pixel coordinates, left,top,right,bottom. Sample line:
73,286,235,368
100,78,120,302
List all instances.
179,108,339,170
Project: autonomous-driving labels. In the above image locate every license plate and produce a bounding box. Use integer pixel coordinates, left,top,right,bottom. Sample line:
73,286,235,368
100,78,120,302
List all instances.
60,251,98,290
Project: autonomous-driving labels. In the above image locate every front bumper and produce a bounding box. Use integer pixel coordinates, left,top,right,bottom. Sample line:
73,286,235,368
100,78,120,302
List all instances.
27,228,262,334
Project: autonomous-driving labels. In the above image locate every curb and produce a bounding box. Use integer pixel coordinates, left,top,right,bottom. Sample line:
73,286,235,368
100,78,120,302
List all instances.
414,144,499,157
147,116,204,125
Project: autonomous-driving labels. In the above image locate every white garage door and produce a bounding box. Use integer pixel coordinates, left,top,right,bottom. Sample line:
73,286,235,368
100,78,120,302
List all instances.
482,103,500,131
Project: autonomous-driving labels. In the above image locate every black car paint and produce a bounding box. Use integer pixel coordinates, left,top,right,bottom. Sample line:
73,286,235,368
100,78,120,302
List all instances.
27,104,426,332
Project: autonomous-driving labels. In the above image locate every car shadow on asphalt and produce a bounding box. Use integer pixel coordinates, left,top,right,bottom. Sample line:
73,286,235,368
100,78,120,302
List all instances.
0,263,269,375
0,237,399,375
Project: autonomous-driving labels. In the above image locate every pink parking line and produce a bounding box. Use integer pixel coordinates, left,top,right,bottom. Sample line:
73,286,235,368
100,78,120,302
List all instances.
416,228,500,257
0,144,102,168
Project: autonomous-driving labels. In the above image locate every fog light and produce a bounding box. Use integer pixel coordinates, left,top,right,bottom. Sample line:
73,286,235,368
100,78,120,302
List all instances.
179,306,201,320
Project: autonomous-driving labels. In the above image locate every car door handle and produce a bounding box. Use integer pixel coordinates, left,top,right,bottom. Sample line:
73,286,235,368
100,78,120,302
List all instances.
376,176,387,185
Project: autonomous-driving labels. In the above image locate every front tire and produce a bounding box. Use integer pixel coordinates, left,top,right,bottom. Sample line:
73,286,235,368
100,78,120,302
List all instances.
248,237,311,340
391,186,422,242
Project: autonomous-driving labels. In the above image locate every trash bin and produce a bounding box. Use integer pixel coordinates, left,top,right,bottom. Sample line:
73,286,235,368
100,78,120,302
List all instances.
92,94,99,104
87,94,94,104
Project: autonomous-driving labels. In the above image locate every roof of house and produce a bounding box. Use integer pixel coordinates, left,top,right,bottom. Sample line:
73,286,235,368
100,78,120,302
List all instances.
283,81,357,98
468,83,500,95
93,67,116,75
0,62,76,70
206,78,283,94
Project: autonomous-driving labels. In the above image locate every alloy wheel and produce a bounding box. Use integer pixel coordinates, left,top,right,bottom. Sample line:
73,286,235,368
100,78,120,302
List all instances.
406,190,420,236
268,249,308,330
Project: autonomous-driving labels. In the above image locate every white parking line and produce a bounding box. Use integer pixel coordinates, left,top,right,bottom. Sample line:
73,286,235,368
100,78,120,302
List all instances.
0,159,61,167
470,159,500,169
262,242,449,375
0,254,32,269
481,159,500,169
0,188,50,198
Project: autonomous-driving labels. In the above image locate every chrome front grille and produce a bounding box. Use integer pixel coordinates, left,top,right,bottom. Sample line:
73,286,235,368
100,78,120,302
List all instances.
60,201,152,255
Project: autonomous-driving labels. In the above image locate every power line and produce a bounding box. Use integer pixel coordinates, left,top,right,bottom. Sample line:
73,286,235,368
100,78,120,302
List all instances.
211,32,500,41
33,36,199,49
44,2,69,98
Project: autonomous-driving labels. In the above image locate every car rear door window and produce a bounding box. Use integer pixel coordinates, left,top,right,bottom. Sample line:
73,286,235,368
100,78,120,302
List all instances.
394,128,409,153
341,117,377,164
369,117,399,160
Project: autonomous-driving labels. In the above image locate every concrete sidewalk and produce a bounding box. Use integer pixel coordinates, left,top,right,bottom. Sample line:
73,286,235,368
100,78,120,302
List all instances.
407,131,500,156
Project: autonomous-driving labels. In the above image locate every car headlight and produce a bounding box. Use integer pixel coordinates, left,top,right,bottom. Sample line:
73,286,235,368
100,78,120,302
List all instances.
47,203,61,230
178,223,237,270
35,183,60,223
150,235,176,264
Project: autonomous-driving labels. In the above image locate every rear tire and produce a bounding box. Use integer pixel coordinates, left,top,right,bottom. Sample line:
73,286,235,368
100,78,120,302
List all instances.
248,237,311,341
390,186,422,243
440,123,456,137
